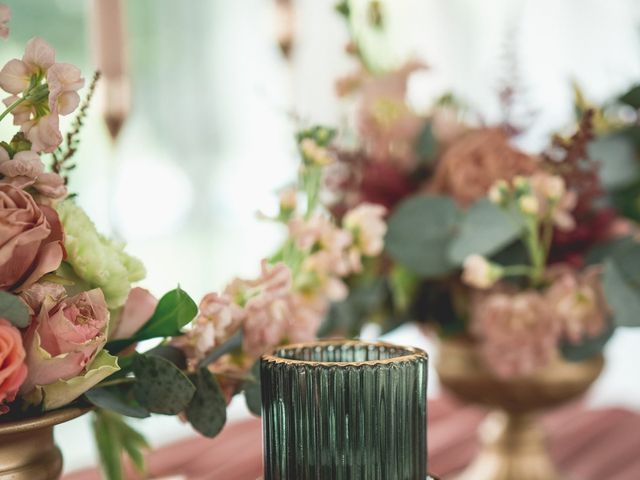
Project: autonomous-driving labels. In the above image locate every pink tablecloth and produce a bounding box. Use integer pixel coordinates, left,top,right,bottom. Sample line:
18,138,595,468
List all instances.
64,396,640,480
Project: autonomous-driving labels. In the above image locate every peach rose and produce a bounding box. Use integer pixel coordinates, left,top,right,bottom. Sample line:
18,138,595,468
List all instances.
0,318,27,413
429,128,538,207
0,184,64,291
21,287,109,393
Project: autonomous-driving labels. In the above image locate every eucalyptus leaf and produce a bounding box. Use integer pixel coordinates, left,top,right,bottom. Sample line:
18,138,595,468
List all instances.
415,122,438,163
185,367,227,437
132,354,196,415
385,195,459,277
602,260,640,328
0,291,30,328
589,133,639,190
619,84,640,109
243,361,262,416
449,199,522,265
85,386,150,419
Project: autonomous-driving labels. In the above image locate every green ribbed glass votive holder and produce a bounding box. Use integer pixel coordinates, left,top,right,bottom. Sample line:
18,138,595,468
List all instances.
261,340,428,480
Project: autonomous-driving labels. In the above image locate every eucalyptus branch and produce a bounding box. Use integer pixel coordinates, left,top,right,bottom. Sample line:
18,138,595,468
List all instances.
199,330,243,368
51,70,101,182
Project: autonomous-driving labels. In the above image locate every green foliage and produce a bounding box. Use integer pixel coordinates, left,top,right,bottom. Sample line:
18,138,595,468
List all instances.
414,122,438,164
243,361,262,416
295,125,336,147
185,367,227,437
448,199,522,265
92,409,149,480
588,133,639,190
389,265,420,313
561,323,615,362
0,291,30,328
603,258,640,328
85,385,150,419
618,84,640,109
132,354,196,415
107,287,197,353
385,196,459,277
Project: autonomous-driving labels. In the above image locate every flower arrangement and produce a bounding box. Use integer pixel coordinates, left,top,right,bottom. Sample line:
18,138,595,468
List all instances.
0,7,390,479
313,2,640,379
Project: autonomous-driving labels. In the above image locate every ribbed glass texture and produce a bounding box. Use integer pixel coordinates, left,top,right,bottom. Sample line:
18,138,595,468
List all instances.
261,340,428,480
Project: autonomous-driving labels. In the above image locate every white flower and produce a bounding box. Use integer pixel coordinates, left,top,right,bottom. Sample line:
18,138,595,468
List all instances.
518,195,539,216
462,254,501,289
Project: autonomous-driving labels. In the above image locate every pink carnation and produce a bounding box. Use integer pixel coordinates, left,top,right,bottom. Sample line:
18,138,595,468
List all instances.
471,288,561,378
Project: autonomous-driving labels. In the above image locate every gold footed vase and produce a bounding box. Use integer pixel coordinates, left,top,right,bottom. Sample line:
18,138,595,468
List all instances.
436,339,604,480
0,407,88,480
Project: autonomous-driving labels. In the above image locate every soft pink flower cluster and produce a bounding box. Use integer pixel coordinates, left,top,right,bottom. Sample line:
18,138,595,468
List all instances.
0,37,84,152
471,266,608,378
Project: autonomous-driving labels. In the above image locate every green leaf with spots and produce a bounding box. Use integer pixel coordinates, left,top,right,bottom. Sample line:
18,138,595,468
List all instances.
243,361,262,416
132,354,195,415
186,367,227,437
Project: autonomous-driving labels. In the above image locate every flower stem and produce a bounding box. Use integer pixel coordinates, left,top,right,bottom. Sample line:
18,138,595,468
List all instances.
0,95,27,123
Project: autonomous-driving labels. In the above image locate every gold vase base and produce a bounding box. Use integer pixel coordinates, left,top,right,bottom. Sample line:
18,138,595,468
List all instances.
453,411,562,480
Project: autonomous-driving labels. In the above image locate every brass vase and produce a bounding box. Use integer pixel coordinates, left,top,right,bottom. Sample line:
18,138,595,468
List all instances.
435,339,604,480
0,407,88,480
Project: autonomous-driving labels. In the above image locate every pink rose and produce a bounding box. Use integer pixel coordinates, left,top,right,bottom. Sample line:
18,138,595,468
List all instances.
0,318,28,414
0,184,65,291
109,287,158,340
21,287,109,393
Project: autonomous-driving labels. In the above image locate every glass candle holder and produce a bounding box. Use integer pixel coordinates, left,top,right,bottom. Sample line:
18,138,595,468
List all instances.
261,340,428,480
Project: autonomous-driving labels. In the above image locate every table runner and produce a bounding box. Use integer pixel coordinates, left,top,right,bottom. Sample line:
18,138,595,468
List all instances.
64,396,640,480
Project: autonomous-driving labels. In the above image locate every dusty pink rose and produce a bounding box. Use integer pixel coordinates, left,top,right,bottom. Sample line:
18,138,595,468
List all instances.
0,148,67,201
22,113,62,153
47,62,84,115
545,266,608,343
0,4,10,40
0,318,28,414
0,37,55,95
21,287,109,393
471,288,561,378
0,184,64,291
109,287,158,340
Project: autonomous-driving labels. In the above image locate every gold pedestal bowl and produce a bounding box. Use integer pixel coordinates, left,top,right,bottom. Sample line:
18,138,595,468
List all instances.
0,407,88,480
436,339,604,480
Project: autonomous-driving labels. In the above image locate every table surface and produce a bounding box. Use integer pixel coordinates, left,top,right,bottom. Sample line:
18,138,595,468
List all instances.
64,395,640,480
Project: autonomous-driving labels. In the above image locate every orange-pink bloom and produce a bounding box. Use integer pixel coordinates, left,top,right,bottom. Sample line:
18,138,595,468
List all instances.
0,318,28,414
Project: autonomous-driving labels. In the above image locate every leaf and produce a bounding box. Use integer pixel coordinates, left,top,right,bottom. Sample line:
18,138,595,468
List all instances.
385,195,459,277
584,236,635,266
185,367,227,437
619,84,640,109
602,259,640,328
561,323,615,362
92,410,123,480
132,354,195,415
449,199,522,265
589,133,639,190
243,361,262,416
92,409,149,480
0,291,30,328
107,287,197,352
85,385,150,419
414,122,438,163
132,287,197,340
40,350,120,411
145,344,187,370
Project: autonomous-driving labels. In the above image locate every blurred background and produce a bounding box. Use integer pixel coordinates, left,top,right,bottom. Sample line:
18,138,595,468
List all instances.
5,0,640,473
